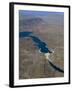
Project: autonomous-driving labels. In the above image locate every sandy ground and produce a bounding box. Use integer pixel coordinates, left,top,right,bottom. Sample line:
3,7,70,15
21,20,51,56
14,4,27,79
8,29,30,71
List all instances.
19,12,64,79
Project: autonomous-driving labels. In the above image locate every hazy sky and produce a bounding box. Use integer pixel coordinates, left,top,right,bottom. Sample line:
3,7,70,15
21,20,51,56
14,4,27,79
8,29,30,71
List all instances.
19,10,64,16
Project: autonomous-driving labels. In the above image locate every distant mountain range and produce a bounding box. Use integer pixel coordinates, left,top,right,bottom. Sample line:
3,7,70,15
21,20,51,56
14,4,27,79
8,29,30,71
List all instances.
19,12,64,25
19,17,46,33
19,12,64,34
19,17,44,26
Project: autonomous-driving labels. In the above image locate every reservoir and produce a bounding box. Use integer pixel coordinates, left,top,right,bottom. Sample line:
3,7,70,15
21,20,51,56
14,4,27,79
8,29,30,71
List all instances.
19,31,51,53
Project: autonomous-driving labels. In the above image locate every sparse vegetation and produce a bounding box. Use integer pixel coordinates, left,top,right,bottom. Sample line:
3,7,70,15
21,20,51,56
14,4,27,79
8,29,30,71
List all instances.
19,13,64,79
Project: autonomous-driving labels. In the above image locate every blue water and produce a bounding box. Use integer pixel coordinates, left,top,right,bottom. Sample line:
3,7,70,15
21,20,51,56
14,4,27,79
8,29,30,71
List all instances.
19,31,64,73
19,32,32,37
19,31,51,53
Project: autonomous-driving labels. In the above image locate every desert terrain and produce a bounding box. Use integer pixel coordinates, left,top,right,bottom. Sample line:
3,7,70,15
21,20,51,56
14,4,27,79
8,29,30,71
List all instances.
19,11,64,79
